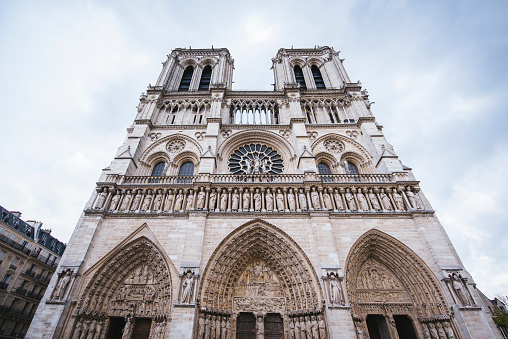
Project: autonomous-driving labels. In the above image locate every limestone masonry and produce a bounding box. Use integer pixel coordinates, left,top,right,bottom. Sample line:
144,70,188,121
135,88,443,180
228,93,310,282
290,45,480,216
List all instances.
27,47,501,338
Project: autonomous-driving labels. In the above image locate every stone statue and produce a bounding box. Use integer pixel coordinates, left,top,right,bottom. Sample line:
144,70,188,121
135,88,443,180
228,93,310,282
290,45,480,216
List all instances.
209,315,215,339
181,272,194,303
220,190,228,211
232,189,239,210
298,189,307,211
311,187,321,210
94,320,103,339
318,316,326,339
254,189,262,211
186,190,194,211
380,192,393,210
215,316,221,339
368,190,381,211
451,273,471,306
174,190,184,211
330,276,343,305
429,323,439,339
437,322,447,339
242,190,250,210
140,192,152,212
163,190,174,211
256,316,264,339
204,315,210,339
79,320,89,339
131,190,142,211
393,191,405,210
153,192,163,211
108,193,121,212
305,316,312,339
289,319,295,339
287,189,296,211
444,322,454,338
406,189,422,209
333,189,345,211
294,317,302,339
276,189,285,211
356,323,367,339
209,190,217,210
311,316,319,339
323,190,333,210
226,318,231,339
121,317,132,339
119,191,132,212
221,317,227,339
196,189,206,209
345,189,357,211
95,188,107,209
357,192,369,211
72,319,82,339
54,270,71,300
422,324,431,339
265,189,274,211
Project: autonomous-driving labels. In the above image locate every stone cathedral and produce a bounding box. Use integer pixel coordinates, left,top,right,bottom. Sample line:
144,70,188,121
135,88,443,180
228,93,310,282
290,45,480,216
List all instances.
28,47,500,339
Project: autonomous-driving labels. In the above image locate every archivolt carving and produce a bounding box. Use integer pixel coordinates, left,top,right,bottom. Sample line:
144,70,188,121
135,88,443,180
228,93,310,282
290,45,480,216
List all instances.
345,229,449,318
198,220,323,313
76,237,173,318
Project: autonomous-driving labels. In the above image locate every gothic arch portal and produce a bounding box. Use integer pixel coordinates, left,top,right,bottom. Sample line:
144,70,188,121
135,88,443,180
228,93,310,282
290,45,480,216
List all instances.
71,235,174,339
196,219,326,338
345,229,457,338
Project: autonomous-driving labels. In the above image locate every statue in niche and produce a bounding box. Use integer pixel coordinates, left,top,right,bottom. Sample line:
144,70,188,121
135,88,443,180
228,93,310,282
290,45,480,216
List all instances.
122,316,133,339
220,190,228,211
140,191,152,212
131,190,142,211
232,189,239,210
330,275,343,305
54,270,72,300
305,316,312,339
406,188,422,209
333,189,345,211
345,189,357,211
215,316,221,339
311,187,321,210
226,319,231,339
72,320,82,339
289,318,295,339
379,191,393,210
265,189,274,211
287,189,296,211
450,273,471,306
254,189,262,211
163,190,174,211
119,190,132,212
368,189,381,211
422,324,431,339
174,189,184,211
181,271,194,303
198,314,206,339
196,189,206,209
357,192,369,211
429,323,439,339
108,193,121,212
276,189,284,211
95,188,107,209
221,317,227,339
210,315,216,339
186,190,194,210
242,189,250,210
437,322,447,338
393,190,405,210
153,191,163,211
209,190,217,210
298,188,307,210
311,316,319,339
444,322,454,338
294,318,302,339
204,315,211,339
256,316,264,339
318,316,326,339
322,189,333,210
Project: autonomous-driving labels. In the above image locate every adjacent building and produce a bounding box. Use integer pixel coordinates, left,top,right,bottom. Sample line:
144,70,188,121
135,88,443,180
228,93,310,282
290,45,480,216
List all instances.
28,46,501,338
0,205,66,338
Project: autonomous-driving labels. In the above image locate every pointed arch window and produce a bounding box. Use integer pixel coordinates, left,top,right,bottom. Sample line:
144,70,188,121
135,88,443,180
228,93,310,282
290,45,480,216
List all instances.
198,65,212,91
178,66,194,92
151,161,166,176
311,65,326,89
178,162,195,176
294,65,307,90
346,161,359,174
318,162,331,175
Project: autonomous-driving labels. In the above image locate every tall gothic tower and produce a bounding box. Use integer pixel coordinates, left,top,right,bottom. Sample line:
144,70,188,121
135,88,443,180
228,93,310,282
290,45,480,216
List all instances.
28,47,499,338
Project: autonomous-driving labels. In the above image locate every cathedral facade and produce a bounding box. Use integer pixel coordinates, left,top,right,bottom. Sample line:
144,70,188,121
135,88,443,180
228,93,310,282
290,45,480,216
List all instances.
27,47,500,339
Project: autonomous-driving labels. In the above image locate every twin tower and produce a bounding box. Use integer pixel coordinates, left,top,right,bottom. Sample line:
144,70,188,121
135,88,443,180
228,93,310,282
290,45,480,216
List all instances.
28,47,498,338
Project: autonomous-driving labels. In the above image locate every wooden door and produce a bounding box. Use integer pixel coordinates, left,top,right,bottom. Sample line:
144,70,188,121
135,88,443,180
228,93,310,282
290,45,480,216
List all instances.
236,312,256,339
264,313,284,339
132,318,152,339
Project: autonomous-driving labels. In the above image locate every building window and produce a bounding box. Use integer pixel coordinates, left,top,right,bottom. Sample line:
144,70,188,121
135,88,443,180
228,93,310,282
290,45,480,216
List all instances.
346,161,359,174
178,162,195,176
318,162,332,175
151,162,166,177
198,65,212,91
294,65,307,90
178,66,194,92
311,65,326,89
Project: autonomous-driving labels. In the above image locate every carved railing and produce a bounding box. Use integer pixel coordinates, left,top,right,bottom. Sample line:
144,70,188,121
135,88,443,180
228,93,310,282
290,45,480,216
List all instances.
318,174,393,183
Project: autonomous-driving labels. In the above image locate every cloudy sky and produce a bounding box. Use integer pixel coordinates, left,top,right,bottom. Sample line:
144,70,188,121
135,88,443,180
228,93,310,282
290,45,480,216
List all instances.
0,0,507,297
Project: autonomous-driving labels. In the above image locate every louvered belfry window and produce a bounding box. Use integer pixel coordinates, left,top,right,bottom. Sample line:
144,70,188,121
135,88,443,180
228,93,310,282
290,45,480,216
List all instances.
178,66,194,91
294,65,307,90
198,65,212,91
311,65,326,89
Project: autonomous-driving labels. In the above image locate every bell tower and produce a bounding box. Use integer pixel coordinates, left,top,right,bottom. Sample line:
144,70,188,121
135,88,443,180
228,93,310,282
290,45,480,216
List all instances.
28,47,500,339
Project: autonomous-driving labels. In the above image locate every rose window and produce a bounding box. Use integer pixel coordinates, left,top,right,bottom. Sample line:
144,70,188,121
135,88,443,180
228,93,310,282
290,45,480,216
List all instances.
228,144,284,175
